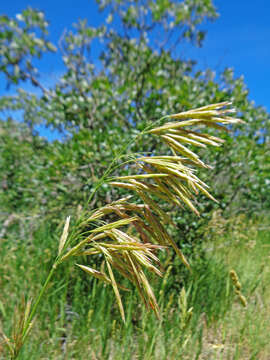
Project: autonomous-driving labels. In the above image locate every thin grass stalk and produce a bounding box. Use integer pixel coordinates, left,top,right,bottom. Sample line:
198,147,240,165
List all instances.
21,261,58,342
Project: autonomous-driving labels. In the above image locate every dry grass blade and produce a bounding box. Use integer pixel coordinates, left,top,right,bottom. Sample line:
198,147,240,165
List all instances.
136,190,173,225
106,259,126,322
167,236,190,270
137,269,160,318
144,207,169,246
88,196,133,221
109,181,137,191
193,182,218,203
125,253,150,309
200,121,229,132
104,229,163,276
168,101,236,119
190,101,232,111
89,217,138,233
167,129,224,147
71,210,166,318
167,133,207,148
114,173,169,180
149,101,242,133
166,177,200,216
161,135,206,167
60,233,105,262
76,264,111,283
95,242,160,251
149,173,190,210
138,157,199,181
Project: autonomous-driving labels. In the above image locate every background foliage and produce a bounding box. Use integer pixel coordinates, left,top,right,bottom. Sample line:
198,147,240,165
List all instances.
0,1,269,225
0,1,269,358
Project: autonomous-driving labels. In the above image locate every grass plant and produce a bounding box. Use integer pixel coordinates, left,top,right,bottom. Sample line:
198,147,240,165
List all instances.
0,215,269,359
0,102,246,358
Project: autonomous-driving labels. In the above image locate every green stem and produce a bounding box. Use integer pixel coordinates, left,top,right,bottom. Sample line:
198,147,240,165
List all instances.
21,260,59,343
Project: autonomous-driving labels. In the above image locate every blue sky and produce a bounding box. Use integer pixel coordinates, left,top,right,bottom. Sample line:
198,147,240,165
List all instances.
1,0,270,140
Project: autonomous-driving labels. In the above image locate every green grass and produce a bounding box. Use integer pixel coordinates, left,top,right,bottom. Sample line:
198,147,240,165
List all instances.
1,214,270,359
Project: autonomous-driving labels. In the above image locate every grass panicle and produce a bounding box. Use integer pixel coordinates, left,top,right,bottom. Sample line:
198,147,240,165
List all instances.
4,102,243,359
58,102,241,320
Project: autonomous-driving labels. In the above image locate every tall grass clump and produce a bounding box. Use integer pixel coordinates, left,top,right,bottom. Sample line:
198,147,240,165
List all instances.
184,213,270,359
0,102,242,359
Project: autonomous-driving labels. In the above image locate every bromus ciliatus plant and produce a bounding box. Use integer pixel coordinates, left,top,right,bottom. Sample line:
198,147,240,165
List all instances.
1,102,243,358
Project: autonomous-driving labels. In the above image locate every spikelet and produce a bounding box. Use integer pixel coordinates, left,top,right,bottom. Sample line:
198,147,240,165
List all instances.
58,216,71,255
230,270,248,308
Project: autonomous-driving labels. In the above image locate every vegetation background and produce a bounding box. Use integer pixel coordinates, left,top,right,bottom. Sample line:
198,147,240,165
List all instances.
0,0,269,358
